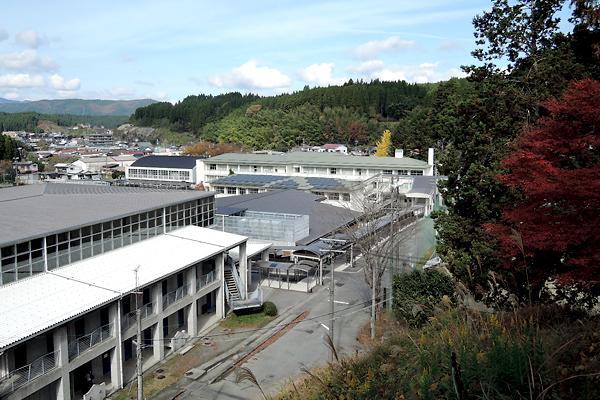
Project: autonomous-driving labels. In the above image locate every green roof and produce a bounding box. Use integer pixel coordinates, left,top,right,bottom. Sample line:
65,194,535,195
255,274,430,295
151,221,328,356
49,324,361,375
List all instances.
206,152,429,169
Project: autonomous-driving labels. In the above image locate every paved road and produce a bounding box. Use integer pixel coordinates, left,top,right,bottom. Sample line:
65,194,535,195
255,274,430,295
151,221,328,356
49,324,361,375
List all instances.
178,269,371,399
156,217,434,400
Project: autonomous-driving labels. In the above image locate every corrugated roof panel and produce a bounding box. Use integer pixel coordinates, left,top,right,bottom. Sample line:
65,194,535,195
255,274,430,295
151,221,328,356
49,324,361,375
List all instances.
0,226,246,350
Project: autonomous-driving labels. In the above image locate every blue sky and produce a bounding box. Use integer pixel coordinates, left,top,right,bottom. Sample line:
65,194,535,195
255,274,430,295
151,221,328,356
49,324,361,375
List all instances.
0,0,494,102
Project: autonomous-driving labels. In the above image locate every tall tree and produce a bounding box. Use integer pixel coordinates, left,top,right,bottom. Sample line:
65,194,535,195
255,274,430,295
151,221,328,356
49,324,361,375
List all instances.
374,129,392,156
485,79,600,300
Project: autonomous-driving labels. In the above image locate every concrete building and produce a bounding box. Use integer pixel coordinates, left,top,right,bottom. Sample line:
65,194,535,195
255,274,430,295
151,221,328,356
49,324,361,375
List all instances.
125,155,203,189
198,150,434,185
0,183,266,400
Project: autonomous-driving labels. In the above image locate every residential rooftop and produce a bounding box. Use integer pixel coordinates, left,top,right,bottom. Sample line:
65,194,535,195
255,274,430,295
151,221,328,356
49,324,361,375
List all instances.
0,183,213,246
206,152,429,168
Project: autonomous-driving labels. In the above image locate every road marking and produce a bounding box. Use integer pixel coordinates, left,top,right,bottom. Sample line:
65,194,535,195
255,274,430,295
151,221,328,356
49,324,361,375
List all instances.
334,300,350,305
320,323,329,331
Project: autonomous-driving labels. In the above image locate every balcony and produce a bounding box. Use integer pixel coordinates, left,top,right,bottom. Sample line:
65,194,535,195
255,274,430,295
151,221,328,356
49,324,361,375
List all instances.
197,271,216,291
0,350,59,395
121,302,154,332
162,283,190,310
68,322,113,360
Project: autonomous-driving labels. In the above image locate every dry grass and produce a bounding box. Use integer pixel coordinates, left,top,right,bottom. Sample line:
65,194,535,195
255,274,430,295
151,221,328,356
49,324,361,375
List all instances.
276,306,600,400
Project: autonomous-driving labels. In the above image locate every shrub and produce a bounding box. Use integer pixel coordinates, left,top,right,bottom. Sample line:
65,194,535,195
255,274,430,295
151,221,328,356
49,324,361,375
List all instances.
392,269,454,327
263,301,277,316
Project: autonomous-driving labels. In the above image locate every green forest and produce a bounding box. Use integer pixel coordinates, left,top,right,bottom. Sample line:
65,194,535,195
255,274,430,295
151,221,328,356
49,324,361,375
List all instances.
131,80,438,154
0,112,129,132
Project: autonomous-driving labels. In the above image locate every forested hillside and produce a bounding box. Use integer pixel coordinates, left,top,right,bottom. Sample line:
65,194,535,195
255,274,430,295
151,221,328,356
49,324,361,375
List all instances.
0,112,129,132
131,80,437,152
0,98,156,116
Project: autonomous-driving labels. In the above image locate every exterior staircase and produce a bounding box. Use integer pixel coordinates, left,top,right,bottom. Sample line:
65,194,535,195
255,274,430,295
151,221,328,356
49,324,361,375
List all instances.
224,268,241,301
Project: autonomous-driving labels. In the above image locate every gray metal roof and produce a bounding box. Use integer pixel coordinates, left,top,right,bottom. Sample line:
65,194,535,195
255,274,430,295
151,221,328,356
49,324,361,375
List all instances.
407,176,446,195
207,152,429,169
216,190,359,245
131,155,202,169
211,174,361,192
0,183,213,247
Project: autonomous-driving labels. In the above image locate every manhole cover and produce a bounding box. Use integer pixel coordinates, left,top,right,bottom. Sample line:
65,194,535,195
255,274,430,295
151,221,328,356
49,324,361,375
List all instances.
335,281,344,287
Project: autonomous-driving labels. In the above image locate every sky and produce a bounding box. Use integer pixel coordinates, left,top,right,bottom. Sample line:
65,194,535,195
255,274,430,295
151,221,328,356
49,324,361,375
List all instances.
0,0,494,102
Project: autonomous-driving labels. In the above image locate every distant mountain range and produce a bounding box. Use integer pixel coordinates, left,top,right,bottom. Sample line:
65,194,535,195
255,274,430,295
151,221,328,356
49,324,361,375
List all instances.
0,98,157,116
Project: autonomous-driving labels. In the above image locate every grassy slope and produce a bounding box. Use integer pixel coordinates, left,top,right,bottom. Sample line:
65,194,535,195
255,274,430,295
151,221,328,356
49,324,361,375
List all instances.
277,307,600,400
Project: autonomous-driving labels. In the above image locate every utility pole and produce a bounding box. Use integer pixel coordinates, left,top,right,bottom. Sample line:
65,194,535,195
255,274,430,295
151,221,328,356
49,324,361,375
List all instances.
329,254,335,360
134,267,143,400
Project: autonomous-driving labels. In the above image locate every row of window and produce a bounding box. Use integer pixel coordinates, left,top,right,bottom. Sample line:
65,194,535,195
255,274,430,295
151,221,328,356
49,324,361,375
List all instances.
128,168,192,182
311,192,351,201
213,186,260,195
206,164,426,177
0,198,214,285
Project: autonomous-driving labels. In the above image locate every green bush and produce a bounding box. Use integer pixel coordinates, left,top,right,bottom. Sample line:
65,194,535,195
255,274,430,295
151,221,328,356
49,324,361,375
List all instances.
263,301,277,316
392,269,454,327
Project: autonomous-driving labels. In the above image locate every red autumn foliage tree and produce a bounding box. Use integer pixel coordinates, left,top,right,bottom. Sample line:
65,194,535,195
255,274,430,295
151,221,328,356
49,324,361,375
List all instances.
486,79,600,294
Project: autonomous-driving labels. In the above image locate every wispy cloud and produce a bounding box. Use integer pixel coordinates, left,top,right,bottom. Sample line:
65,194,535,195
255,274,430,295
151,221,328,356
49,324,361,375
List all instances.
15,30,47,49
208,60,291,90
347,59,466,83
354,36,416,59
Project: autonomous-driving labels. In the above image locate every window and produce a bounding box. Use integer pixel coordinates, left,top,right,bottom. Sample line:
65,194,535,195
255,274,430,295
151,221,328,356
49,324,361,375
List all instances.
328,193,340,200
215,186,225,194
293,166,300,173
383,170,393,175
225,187,236,194
209,164,216,170
252,165,258,172
342,193,351,201
330,168,337,175
397,169,408,175
312,191,324,196
247,188,259,194
356,168,362,176
410,170,424,176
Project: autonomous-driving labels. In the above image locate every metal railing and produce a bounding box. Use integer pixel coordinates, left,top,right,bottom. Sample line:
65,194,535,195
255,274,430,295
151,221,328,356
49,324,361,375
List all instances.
162,283,190,309
0,350,59,395
121,302,154,331
68,323,113,360
197,271,216,291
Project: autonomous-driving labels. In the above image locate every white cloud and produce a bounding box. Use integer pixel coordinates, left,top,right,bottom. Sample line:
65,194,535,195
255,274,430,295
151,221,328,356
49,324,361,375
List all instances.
0,29,8,42
49,74,81,91
347,60,385,74
0,50,57,71
354,36,415,59
208,60,290,89
0,73,44,88
299,63,346,86
15,30,46,48
3,92,19,100
347,59,465,83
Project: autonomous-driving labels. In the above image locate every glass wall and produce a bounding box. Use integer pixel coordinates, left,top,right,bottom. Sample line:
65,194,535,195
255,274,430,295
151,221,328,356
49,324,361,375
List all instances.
1,197,214,285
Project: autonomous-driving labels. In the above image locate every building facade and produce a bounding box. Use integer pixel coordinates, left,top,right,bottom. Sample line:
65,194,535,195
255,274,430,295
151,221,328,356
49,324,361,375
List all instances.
0,183,265,400
125,155,202,188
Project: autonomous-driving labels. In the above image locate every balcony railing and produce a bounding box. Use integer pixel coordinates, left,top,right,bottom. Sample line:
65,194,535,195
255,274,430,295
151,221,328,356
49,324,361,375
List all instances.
0,350,59,395
197,271,216,291
162,283,190,309
121,302,154,332
68,323,113,360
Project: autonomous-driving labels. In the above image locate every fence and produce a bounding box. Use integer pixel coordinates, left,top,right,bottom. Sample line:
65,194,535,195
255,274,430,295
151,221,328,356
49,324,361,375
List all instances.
0,350,59,394
68,323,113,360
162,283,190,309
197,271,215,291
121,302,154,331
